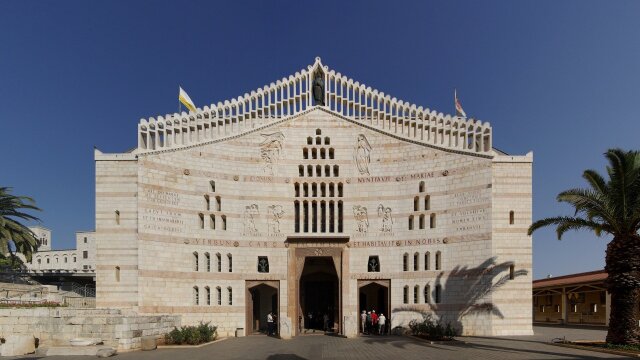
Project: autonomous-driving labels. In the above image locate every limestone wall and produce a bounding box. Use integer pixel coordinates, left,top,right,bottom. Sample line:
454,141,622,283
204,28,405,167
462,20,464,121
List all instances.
0,308,180,351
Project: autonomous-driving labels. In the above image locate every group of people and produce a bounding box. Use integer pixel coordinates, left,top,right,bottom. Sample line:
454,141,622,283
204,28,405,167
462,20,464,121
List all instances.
360,310,387,335
266,311,278,336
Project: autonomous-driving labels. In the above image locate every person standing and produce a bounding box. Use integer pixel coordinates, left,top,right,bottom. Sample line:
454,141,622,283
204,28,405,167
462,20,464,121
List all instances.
371,310,378,334
360,310,367,334
366,311,372,334
378,313,386,335
267,311,274,335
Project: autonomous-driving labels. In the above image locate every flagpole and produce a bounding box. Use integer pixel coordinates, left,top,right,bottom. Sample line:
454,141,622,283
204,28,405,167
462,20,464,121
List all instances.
178,86,181,113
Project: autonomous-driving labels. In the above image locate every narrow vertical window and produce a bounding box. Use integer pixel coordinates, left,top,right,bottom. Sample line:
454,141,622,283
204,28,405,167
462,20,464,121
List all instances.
307,136,313,145
329,183,335,197
115,210,120,225
408,215,414,230
210,214,216,229
206,286,211,305
303,148,309,159
303,201,309,232
414,285,419,304
329,201,335,233
435,285,441,304
320,148,326,159
333,165,339,177
329,148,334,159
419,214,425,229
216,253,221,272
299,165,304,177
424,195,430,210
194,286,200,305
435,251,442,270
338,183,343,197
216,287,222,305
216,196,222,211
320,183,326,197
419,181,425,192
115,266,120,282
221,215,227,230
509,211,515,225
303,183,309,197
316,136,321,145
204,195,210,211
210,180,216,192
414,196,419,211
294,201,300,233
413,252,419,271
312,201,318,232
424,285,431,303
199,213,205,229
193,252,199,271
430,213,436,228
337,201,343,232
294,183,300,197
227,253,233,272
509,264,515,280
228,287,233,305
312,183,317,197
324,137,330,145
403,286,409,304
324,165,330,177
316,165,321,177
307,165,313,177
321,201,326,232
205,253,211,272
312,148,317,159
403,253,408,271
424,252,430,270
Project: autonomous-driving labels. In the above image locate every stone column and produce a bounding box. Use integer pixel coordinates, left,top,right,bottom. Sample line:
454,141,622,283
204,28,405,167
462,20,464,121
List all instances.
561,287,568,324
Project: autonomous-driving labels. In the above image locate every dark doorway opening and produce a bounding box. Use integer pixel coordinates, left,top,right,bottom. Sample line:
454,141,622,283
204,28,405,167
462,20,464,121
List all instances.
300,256,339,333
247,283,278,335
358,280,390,335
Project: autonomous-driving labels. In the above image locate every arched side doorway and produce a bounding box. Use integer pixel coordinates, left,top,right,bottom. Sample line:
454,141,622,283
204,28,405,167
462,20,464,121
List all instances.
246,280,279,335
358,280,390,335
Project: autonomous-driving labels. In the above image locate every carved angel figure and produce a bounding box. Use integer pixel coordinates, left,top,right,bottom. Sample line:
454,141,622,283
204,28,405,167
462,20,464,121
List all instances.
353,205,369,233
260,132,285,175
377,204,393,232
267,205,284,235
243,204,259,235
354,134,372,175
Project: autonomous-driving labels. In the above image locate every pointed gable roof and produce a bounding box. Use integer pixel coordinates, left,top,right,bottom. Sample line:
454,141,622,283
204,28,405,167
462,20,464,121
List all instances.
137,57,492,157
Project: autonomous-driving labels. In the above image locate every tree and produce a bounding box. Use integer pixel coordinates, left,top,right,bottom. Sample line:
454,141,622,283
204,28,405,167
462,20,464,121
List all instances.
528,149,640,345
0,187,41,264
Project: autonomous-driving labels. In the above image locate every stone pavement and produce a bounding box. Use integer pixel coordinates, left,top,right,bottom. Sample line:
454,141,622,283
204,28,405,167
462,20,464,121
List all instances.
9,326,628,360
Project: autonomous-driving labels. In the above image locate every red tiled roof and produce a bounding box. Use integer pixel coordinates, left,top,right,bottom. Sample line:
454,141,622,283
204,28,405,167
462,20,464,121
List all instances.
533,269,607,289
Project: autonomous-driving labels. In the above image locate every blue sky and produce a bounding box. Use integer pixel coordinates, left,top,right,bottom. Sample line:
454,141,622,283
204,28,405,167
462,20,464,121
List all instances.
1,1,639,279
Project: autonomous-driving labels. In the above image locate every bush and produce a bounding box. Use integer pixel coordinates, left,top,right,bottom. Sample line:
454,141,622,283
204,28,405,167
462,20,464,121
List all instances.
164,322,217,345
408,314,457,341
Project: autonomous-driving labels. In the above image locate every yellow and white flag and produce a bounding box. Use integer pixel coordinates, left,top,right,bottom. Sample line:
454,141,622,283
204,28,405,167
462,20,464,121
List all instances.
179,86,197,112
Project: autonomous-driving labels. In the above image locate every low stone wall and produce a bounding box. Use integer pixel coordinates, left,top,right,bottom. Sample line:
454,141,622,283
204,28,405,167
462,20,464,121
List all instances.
0,308,181,351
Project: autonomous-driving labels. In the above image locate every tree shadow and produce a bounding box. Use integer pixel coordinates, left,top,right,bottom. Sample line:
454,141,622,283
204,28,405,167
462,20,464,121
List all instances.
392,257,528,335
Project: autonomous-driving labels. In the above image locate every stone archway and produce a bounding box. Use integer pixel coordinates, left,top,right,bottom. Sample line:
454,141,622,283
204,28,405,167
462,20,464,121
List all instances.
246,280,279,335
358,280,390,335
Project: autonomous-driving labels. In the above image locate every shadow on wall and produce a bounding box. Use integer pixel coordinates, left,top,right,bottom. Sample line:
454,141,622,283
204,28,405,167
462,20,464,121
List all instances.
392,257,528,335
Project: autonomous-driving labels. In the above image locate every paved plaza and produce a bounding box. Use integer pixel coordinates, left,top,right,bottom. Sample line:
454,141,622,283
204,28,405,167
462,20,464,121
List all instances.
12,326,631,360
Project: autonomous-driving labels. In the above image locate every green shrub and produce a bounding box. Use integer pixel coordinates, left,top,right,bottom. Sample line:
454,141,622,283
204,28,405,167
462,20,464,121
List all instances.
164,322,217,345
408,314,457,341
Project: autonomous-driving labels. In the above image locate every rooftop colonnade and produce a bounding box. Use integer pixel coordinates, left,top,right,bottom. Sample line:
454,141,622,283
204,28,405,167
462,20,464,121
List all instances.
137,57,492,156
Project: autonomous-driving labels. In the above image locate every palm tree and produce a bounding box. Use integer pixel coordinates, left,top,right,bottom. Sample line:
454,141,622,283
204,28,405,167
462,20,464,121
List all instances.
528,149,640,345
0,187,41,264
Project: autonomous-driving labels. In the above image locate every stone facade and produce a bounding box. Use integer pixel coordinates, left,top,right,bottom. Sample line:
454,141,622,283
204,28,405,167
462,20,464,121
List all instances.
95,58,533,338
25,228,96,274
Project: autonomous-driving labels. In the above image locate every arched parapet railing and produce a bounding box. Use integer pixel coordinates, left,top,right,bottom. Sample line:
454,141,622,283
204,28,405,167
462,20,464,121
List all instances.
136,57,492,157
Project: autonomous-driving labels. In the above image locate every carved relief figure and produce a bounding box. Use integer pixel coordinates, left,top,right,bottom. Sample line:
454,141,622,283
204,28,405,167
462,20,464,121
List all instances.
243,204,260,235
377,204,393,232
267,205,284,235
259,132,285,175
354,134,372,175
353,205,369,233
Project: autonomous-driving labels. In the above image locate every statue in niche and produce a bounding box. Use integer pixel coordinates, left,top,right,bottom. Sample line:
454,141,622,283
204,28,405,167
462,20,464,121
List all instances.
377,204,393,233
312,72,325,106
260,132,285,175
368,257,379,272
353,205,369,233
243,204,260,236
258,257,269,273
354,134,372,175
267,205,284,235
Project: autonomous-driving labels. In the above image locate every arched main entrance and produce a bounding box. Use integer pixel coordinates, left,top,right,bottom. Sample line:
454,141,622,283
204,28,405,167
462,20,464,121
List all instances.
358,280,390,335
246,281,279,335
300,257,339,333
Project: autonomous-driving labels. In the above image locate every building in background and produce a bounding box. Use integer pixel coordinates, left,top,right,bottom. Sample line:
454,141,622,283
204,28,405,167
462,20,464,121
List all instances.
532,270,608,326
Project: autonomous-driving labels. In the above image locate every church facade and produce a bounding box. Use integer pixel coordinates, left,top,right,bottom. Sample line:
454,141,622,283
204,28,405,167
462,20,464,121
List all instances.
94,58,533,338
